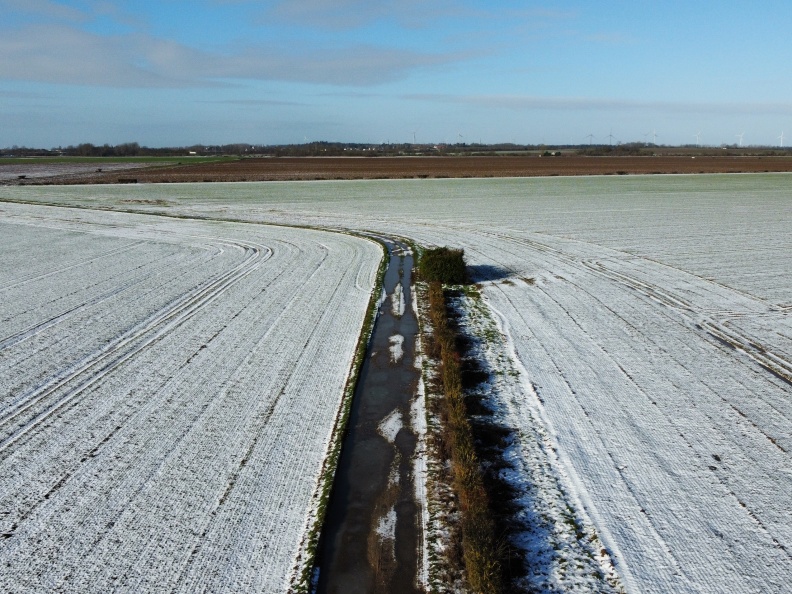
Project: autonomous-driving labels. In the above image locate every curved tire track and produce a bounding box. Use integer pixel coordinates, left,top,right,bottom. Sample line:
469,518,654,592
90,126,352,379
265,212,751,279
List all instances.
0,239,270,454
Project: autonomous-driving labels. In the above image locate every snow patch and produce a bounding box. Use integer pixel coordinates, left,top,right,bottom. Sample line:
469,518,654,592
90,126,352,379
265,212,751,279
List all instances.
455,292,624,593
388,334,404,363
376,507,397,541
391,282,406,317
386,458,400,486
411,356,429,589
378,408,403,444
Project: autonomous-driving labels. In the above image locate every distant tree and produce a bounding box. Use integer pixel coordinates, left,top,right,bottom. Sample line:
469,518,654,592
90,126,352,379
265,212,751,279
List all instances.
75,143,96,156
115,142,140,156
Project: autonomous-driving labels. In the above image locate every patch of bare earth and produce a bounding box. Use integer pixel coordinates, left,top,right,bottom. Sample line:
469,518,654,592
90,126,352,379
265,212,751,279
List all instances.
29,155,792,185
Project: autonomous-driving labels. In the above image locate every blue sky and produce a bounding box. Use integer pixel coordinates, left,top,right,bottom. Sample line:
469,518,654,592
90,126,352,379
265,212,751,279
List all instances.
2,0,791,147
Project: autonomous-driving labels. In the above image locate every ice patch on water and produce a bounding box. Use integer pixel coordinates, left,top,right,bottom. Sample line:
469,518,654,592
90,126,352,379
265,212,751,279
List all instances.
391,282,405,317
378,408,403,443
376,507,397,541
388,334,404,363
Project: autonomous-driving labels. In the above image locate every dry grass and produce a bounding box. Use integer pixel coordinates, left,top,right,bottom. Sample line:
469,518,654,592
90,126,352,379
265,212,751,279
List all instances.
367,480,399,589
427,282,503,594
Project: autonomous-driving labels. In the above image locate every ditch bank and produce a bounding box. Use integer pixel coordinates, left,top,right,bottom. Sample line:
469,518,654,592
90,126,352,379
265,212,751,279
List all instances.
418,248,622,593
313,239,423,594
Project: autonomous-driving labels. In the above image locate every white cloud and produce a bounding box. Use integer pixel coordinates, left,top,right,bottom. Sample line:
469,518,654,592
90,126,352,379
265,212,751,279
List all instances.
0,24,461,88
0,26,178,87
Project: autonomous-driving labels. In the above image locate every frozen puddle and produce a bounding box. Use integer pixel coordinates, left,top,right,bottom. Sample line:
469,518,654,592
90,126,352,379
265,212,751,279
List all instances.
378,408,403,443
391,283,405,317
389,334,404,363
376,508,398,540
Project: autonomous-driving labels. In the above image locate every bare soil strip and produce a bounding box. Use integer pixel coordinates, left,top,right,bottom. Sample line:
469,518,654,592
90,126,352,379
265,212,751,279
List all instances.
7,155,792,185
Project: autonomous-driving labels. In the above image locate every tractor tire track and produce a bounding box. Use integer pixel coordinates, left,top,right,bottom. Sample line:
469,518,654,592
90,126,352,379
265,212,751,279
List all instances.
0,239,270,454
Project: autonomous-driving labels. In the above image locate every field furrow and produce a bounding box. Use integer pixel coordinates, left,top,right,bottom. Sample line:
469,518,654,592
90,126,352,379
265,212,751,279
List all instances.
0,203,381,592
2,174,791,593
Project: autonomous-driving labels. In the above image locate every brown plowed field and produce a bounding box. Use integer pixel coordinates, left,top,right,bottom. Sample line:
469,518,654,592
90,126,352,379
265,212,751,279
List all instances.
14,155,792,185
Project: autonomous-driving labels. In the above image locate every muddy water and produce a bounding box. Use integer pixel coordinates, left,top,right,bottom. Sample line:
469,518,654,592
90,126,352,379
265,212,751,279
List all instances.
314,240,422,594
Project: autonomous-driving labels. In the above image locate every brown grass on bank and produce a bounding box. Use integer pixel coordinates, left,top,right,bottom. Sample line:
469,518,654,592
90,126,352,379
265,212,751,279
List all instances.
367,477,399,589
427,281,502,594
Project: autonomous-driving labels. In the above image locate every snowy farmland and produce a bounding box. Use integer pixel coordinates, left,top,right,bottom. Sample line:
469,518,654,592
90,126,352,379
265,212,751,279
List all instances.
0,202,381,592
3,173,792,593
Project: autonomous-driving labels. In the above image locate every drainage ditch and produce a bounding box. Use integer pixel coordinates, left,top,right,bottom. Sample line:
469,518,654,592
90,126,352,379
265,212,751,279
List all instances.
313,239,422,594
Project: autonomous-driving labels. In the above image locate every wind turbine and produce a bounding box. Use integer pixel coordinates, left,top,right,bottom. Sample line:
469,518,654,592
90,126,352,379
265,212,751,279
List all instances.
779,132,785,148
412,130,417,145
606,129,616,146
652,129,658,145
695,131,702,147
736,132,744,147
585,133,595,145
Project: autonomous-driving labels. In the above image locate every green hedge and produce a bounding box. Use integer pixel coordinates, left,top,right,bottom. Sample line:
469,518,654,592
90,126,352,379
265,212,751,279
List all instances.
419,247,468,284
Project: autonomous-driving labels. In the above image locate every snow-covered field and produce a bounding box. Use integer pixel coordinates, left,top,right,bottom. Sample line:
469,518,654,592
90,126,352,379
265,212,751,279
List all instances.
0,202,381,592
3,174,792,593
0,162,151,182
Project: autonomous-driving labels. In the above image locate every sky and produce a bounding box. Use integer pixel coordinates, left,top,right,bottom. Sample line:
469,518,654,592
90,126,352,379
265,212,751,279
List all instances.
2,0,791,148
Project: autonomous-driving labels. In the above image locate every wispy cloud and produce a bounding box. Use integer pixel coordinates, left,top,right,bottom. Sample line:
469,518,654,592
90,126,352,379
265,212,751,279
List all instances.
262,1,579,31
202,98,305,106
0,26,179,87
216,44,460,86
404,94,792,116
266,0,470,29
1,1,146,31
0,89,50,99
90,1,148,29
0,24,461,88
0,0,88,22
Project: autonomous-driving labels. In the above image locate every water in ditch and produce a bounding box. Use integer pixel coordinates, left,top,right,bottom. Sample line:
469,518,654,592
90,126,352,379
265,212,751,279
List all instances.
314,239,422,594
